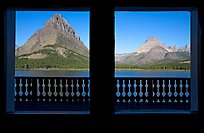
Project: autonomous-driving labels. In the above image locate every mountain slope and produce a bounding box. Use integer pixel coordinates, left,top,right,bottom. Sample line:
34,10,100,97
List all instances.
116,36,190,66
15,14,89,70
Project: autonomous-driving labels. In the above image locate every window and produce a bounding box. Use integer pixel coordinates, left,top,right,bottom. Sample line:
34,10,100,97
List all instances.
14,11,90,113
4,7,199,114
1,0,202,129
3,9,91,114
114,11,195,113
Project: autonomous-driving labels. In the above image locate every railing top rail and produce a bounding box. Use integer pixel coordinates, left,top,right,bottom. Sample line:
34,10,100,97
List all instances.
15,76,190,80
15,76,90,79
115,77,190,79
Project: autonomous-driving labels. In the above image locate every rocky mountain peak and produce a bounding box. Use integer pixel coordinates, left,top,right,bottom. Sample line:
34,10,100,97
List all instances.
178,44,190,52
145,36,160,42
116,36,190,66
45,14,67,27
16,13,88,58
44,14,80,41
136,36,164,53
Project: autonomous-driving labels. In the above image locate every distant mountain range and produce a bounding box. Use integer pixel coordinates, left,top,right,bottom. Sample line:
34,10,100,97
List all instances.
115,36,190,67
15,14,89,69
15,14,190,70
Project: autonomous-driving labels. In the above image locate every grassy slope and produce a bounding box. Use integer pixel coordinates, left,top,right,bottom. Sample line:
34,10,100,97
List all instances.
15,47,89,70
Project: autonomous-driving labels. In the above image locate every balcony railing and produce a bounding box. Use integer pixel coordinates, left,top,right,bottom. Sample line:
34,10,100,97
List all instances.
15,77,90,111
15,77,190,111
115,77,190,110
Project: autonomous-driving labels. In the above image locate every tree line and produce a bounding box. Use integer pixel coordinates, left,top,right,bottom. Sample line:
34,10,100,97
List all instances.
115,62,190,70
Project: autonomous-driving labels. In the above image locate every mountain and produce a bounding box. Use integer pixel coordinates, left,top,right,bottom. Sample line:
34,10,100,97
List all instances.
178,44,191,52
116,36,190,66
135,36,165,53
15,14,89,69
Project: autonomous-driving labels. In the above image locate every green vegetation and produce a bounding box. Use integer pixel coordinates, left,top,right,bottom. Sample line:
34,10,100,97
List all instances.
115,62,190,71
16,45,189,71
15,48,89,70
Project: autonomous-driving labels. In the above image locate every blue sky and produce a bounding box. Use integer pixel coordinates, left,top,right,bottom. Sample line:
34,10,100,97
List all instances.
16,11,90,48
115,11,190,54
16,11,190,54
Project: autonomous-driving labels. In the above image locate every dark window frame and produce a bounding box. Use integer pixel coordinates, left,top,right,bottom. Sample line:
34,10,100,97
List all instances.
114,7,200,113
1,0,202,129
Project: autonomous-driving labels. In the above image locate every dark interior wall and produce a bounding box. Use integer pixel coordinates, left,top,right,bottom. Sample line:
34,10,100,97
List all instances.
0,0,203,130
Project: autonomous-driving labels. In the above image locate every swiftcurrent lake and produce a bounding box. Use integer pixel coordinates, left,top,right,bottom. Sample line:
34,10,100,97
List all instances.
15,70,190,78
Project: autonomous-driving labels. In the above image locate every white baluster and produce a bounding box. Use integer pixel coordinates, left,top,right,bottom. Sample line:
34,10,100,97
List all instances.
156,80,160,103
48,79,52,97
168,80,172,103
30,79,32,96
88,79,90,97
71,79,74,97
54,79,58,97
133,80,137,103
122,80,126,97
145,80,148,103
19,79,23,97
127,80,132,97
42,79,46,97
82,79,86,97
139,80,143,102
179,80,184,103
59,79,63,97
65,79,69,97
152,80,155,103
88,79,90,102
174,80,178,103
162,80,166,103
122,80,126,103
116,80,120,103
127,80,132,103
37,79,40,101
81,79,86,102
76,79,80,97
25,79,29,97
185,80,190,103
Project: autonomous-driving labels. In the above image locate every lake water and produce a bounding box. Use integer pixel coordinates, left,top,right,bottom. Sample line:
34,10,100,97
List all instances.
15,70,190,78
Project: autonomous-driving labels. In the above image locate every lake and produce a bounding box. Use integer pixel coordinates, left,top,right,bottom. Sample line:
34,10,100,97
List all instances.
15,70,190,78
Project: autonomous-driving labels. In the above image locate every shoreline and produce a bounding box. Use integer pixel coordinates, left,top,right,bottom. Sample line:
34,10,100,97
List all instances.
16,68,190,72
115,68,190,72
15,68,89,71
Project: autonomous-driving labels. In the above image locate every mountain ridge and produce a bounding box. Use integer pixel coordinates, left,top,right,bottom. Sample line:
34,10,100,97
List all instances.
15,14,89,70
116,36,190,66
16,14,88,58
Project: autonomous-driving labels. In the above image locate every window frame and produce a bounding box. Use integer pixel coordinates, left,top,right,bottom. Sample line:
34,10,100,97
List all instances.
114,7,200,113
1,0,202,129
3,7,200,114
5,8,92,114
